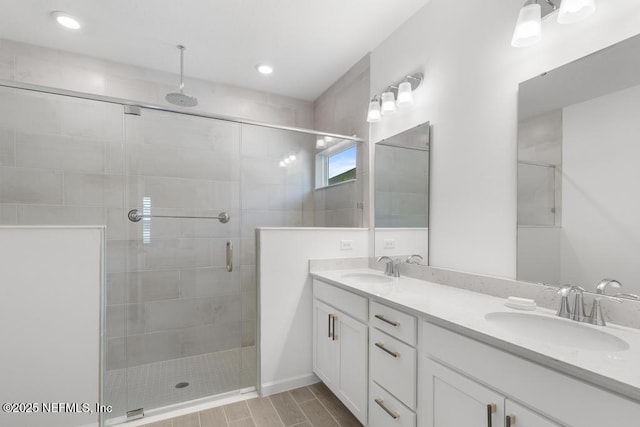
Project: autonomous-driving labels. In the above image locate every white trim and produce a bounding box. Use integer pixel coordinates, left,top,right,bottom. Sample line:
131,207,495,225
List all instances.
260,374,320,397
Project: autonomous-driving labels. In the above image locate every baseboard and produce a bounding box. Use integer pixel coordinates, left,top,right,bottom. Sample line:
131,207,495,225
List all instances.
260,373,320,397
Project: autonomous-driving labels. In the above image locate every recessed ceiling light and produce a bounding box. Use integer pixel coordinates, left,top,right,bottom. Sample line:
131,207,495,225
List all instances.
256,64,273,75
51,11,81,30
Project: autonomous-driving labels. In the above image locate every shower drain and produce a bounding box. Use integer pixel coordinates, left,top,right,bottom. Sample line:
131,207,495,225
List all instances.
175,382,189,389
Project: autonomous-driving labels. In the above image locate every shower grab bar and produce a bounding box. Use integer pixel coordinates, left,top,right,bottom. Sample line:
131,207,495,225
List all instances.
127,209,230,223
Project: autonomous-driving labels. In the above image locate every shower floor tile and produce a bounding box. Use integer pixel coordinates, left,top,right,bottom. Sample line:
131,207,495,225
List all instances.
105,346,256,420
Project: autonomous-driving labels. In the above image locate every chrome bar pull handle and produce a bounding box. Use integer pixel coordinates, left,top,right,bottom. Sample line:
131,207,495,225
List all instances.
374,314,400,327
374,398,399,420
226,240,233,272
487,403,496,427
375,342,399,358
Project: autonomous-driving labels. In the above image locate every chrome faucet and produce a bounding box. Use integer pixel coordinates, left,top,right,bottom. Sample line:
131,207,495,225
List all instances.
556,280,629,326
376,256,401,277
376,256,395,277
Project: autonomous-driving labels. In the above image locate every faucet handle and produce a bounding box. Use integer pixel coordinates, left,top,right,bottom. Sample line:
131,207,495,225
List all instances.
596,279,622,295
556,285,573,318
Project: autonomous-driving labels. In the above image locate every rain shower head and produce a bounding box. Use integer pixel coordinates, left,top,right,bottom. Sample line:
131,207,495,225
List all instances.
166,45,198,107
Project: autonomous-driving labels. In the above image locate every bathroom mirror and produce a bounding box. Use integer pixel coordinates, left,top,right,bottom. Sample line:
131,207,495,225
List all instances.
517,33,640,294
374,122,430,260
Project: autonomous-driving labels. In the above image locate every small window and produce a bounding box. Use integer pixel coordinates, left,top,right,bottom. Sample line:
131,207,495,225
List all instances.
316,141,357,189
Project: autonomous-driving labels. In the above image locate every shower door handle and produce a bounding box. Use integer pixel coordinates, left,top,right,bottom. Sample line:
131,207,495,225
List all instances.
226,241,233,272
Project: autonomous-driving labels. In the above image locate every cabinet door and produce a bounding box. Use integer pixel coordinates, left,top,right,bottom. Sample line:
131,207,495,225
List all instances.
336,312,368,424
423,359,504,427
313,300,339,387
505,400,562,427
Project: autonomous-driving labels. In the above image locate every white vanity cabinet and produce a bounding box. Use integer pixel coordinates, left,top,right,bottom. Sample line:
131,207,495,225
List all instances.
421,321,640,427
423,359,561,427
313,279,368,424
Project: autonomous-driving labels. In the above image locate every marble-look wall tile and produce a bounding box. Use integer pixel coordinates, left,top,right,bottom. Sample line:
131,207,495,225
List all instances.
125,331,182,367
106,337,126,370
145,298,214,332
0,128,14,166
118,270,181,303
0,88,62,134
0,167,63,204
63,173,124,207
0,52,15,80
126,144,239,181
17,204,105,226
313,54,370,228
144,238,213,270
180,321,243,357
1,39,314,129
179,267,241,298
242,320,256,347
15,133,105,173
0,204,17,224
15,55,106,95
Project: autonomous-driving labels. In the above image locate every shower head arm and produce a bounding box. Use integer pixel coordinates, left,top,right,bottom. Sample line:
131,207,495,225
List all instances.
177,45,185,93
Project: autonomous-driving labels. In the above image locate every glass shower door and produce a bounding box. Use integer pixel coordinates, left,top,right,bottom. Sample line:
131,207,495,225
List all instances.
116,107,246,418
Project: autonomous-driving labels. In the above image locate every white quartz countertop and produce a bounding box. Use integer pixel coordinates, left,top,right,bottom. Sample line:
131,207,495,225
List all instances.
311,268,640,402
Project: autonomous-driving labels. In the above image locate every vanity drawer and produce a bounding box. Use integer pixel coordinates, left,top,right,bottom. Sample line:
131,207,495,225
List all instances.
369,380,416,427
370,328,417,409
313,279,367,322
370,301,417,346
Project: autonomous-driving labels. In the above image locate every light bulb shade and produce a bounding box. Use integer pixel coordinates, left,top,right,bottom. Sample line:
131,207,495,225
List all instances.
316,138,327,149
367,100,382,123
396,81,414,106
381,91,397,113
557,0,595,24
511,3,542,47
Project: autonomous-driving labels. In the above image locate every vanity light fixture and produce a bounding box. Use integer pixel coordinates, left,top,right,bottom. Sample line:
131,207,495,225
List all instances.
396,80,414,106
366,72,423,123
51,11,81,30
316,137,327,149
366,95,382,123
381,91,397,114
511,0,596,48
557,0,596,24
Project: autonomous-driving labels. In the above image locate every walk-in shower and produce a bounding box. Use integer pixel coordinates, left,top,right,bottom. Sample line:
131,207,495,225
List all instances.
0,81,361,425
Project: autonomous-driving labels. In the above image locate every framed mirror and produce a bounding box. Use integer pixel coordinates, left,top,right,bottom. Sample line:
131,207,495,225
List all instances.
374,122,430,261
517,34,640,294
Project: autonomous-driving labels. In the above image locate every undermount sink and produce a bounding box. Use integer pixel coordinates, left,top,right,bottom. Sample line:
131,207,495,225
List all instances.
340,272,393,284
485,312,629,352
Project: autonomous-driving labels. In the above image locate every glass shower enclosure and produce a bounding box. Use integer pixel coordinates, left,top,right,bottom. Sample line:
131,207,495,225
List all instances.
0,83,359,425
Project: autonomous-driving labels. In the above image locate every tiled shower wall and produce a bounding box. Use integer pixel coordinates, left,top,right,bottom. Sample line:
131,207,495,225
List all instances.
313,54,370,227
0,87,315,374
0,38,314,129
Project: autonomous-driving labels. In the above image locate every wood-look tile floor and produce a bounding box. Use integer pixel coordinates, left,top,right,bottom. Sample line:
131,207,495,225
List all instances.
142,382,363,427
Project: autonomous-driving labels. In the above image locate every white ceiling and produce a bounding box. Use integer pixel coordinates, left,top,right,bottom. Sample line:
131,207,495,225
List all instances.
0,0,430,101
